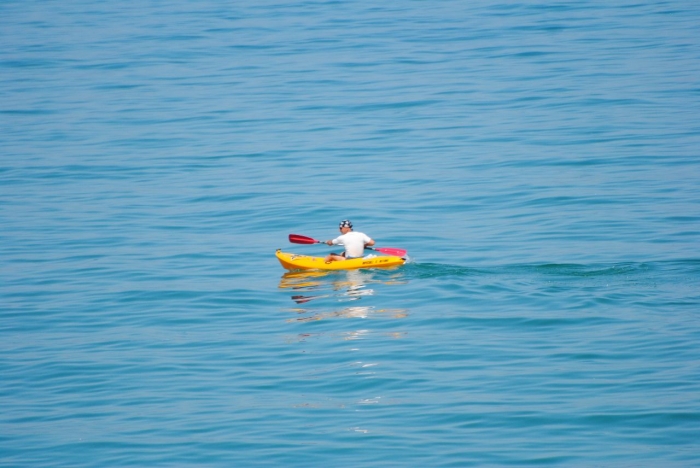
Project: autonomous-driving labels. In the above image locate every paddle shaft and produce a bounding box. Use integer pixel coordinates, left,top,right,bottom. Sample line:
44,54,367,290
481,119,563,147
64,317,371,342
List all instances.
288,234,406,257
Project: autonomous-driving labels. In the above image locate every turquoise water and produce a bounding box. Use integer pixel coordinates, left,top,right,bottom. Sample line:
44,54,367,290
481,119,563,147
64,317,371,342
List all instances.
2,1,700,466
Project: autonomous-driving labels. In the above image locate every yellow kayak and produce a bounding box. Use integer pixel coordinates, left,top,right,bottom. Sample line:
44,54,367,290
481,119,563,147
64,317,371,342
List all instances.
276,249,406,271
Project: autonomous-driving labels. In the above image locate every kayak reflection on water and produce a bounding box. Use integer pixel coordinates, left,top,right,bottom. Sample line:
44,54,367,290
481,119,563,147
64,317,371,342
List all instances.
278,269,408,323
278,269,375,304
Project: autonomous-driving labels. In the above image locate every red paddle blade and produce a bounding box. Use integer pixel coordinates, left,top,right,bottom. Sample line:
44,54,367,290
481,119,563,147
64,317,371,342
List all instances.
289,234,320,245
373,246,407,257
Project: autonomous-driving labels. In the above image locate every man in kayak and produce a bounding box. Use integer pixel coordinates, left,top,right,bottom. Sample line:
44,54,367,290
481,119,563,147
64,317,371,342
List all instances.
324,220,375,263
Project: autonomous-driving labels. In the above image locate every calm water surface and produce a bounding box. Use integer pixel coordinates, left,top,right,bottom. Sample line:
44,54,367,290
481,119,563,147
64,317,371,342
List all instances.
2,1,699,466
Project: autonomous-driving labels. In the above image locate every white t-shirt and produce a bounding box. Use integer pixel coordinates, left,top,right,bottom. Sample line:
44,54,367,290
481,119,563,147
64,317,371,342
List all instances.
331,231,373,258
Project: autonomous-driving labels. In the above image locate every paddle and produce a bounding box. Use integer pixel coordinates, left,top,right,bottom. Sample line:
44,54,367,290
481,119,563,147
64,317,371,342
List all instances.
289,234,407,257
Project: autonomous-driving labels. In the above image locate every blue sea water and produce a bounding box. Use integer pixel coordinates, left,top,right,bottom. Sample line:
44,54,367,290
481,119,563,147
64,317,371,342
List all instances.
2,1,700,466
